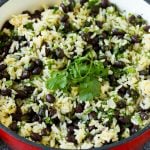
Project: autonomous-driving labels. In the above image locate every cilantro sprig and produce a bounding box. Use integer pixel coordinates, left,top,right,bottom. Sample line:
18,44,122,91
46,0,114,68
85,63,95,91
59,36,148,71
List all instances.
46,53,108,101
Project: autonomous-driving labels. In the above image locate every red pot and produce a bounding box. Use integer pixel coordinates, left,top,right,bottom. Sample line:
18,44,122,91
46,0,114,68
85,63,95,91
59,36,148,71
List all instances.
0,0,150,150
0,124,150,150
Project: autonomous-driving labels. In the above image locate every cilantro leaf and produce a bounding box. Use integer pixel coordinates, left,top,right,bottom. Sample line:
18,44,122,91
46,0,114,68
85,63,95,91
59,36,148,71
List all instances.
46,71,68,91
79,77,100,101
46,54,108,101
88,0,99,8
92,61,108,78
44,117,53,125
24,22,34,30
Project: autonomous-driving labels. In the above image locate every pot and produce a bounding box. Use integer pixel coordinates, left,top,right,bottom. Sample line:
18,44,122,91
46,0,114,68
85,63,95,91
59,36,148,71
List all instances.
0,0,150,149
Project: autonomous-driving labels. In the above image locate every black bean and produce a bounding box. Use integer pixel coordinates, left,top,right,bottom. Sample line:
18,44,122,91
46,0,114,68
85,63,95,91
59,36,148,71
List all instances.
2,70,10,80
9,121,18,131
46,94,56,103
112,29,125,38
118,86,127,97
91,36,99,45
32,67,42,75
88,134,94,140
24,86,35,95
140,111,149,120
46,124,52,132
52,117,60,125
41,128,49,136
67,125,75,134
131,125,139,134
31,114,40,122
26,61,36,71
117,100,126,108
1,89,12,96
128,15,136,25
139,70,149,76
71,117,80,127
62,22,71,33
21,71,30,79
75,103,84,113
45,47,51,57
100,0,109,8
108,75,119,87
68,0,75,12
66,133,77,143
118,116,130,124
35,59,43,67
143,25,150,32
113,61,126,68
15,90,28,99
26,108,37,123
61,14,69,22
93,44,101,51
48,107,57,117
30,132,42,141
0,64,7,71
60,3,69,13
12,107,22,121
95,21,103,28
88,125,97,132
22,10,32,16
90,5,99,16
131,35,140,43
80,0,88,5
88,111,97,120
2,20,14,30
31,10,42,19
55,48,65,59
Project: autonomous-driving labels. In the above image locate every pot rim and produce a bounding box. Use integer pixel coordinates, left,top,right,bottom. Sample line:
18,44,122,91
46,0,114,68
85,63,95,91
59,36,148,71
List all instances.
1,123,150,150
0,0,150,150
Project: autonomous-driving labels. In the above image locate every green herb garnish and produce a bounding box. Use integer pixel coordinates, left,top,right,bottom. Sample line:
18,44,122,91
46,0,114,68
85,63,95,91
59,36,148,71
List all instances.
46,71,68,91
24,22,34,30
44,117,53,125
88,0,99,8
46,53,108,101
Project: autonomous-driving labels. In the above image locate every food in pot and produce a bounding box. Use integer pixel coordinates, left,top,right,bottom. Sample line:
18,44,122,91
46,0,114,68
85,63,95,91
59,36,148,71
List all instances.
0,0,150,149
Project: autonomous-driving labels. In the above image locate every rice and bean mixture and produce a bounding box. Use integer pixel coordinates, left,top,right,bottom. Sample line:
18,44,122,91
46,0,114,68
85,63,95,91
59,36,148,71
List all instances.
0,0,150,149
